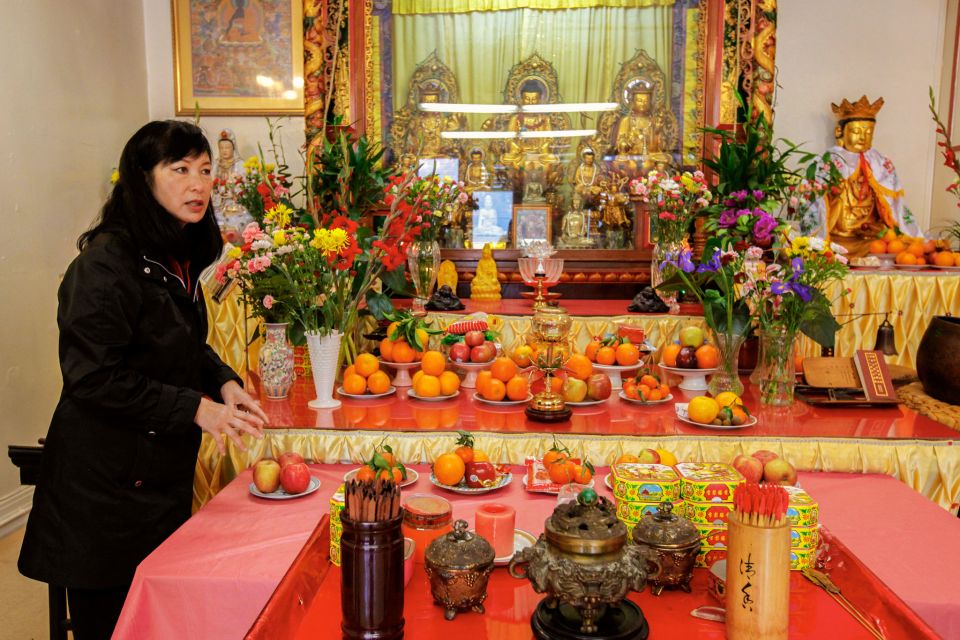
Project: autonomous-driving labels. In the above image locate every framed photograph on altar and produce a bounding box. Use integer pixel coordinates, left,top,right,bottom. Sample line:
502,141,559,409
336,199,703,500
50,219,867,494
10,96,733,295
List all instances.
513,205,552,248
471,190,513,249
172,0,304,116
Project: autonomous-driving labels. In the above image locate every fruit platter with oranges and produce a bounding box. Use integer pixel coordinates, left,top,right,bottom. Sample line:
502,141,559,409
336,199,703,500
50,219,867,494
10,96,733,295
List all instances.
524,437,595,493
430,431,512,494
344,441,418,487
660,325,718,370
339,354,395,398
409,350,462,400
866,229,960,269
621,370,673,404
560,354,612,405
378,311,441,364
474,357,531,404
677,393,756,429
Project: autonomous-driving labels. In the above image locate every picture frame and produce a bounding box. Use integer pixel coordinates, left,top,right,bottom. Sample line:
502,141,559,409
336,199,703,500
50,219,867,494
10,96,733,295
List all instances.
470,190,514,249
513,205,552,248
172,0,304,116
418,157,460,182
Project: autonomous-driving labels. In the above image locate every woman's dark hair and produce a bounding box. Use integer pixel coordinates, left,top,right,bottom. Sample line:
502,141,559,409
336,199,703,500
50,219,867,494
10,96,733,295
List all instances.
79,120,223,268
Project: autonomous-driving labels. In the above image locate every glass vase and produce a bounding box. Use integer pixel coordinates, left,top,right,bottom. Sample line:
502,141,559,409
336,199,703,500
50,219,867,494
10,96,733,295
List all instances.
757,327,797,406
257,323,295,399
650,240,682,314
707,329,746,397
407,239,441,315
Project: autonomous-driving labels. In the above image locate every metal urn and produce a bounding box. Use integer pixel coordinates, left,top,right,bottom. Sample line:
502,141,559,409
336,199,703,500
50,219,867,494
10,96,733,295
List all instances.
631,501,702,595
509,488,661,639
525,305,573,423
424,519,496,620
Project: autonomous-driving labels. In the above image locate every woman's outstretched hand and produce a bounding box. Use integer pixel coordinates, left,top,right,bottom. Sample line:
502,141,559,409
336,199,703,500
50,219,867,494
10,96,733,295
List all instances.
195,381,268,454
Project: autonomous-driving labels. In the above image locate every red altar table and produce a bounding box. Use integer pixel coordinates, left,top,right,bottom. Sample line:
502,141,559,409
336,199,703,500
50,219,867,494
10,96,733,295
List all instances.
118,465,960,639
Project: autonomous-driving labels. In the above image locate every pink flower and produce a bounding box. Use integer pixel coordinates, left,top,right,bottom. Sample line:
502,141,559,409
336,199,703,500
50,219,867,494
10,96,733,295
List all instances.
745,246,764,260
242,222,262,244
263,295,274,309
658,212,677,221
214,263,229,284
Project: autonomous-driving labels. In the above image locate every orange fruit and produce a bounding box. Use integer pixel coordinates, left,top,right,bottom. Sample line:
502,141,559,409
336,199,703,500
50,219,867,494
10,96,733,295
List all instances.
379,338,394,362
695,343,719,369
421,350,446,376
343,373,367,395
585,339,602,362
688,396,720,424
512,344,534,367
882,228,898,242
571,463,593,484
548,459,576,484
895,252,917,265
355,353,379,377
367,370,391,395
623,380,638,399
356,466,376,482
640,374,660,389
615,453,639,466
476,370,493,396
415,374,441,398
439,370,461,396
615,342,640,366
934,251,956,267
472,450,489,462
646,388,663,402
565,354,593,381
434,452,466,486
391,340,416,363
414,328,430,352
343,364,356,380
886,239,905,254
505,375,529,400
412,370,425,388
543,450,568,467
596,346,617,366
386,321,401,341
906,242,925,258
637,383,651,398
455,445,474,465
955,253,960,267
377,468,402,483
378,450,396,467
730,404,749,426
661,343,681,367
868,239,887,254
916,256,927,266
658,383,671,397
491,357,518,382
549,375,564,393
482,378,507,401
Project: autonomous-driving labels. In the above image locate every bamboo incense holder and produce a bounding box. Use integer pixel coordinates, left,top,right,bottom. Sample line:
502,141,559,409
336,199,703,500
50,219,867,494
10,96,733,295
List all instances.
725,512,790,640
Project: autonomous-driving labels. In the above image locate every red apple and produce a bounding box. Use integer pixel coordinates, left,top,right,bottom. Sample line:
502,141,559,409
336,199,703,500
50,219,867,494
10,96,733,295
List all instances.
586,373,612,401
732,454,763,483
448,342,471,363
464,330,485,347
470,343,495,363
561,377,588,403
763,458,797,485
277,452,305,469
637,448,660,464
751,450,779,469
464,461,498,488
280,462,311,494
252,459,281,493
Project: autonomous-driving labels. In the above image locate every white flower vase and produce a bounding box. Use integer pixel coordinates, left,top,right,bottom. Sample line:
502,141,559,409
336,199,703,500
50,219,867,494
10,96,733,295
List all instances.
306,330,342,410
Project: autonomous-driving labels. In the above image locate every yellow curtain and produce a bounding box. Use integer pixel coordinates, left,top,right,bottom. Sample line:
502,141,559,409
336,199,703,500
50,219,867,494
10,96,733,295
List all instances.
392,6,674,131
393,0,676,14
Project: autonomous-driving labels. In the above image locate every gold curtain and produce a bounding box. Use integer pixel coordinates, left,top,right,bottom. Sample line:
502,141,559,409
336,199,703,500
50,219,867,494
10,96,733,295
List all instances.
393,0,676,13
392,5,674,131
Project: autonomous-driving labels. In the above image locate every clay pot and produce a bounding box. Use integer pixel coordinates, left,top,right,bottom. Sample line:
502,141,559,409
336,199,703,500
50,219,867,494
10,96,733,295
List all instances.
916,316,960,405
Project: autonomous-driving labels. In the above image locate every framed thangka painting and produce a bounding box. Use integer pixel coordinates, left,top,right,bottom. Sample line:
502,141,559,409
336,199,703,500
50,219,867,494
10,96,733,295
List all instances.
172,0,304,115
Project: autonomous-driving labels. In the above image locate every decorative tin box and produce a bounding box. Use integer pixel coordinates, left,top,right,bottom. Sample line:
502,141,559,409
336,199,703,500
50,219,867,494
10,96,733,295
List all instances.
675,463,743,503
611,463,681,503
680,501,734,526
616,500,684,524
783,485,819,528
330,483,345,566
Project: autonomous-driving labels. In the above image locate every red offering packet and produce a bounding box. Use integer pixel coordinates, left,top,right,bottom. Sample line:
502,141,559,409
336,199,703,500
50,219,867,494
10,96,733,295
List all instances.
524,456,581,493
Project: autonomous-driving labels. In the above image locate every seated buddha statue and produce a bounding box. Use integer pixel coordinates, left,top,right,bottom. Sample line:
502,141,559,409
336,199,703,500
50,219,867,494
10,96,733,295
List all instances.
403,88,463,159
463,147,491,193
572,148,604,210
500,81,559,187
611,86,672,177
813,96,922,257
470,243,502,300
471,194,507,248
557,207,594,249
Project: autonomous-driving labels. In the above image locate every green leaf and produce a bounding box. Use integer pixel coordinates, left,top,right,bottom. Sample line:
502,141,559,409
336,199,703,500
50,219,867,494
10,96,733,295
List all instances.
365,291,395,320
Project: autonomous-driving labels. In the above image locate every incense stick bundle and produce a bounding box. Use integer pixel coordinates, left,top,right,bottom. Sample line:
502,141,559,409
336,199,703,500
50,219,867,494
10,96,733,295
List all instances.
344,478,402,523
733,482,789,528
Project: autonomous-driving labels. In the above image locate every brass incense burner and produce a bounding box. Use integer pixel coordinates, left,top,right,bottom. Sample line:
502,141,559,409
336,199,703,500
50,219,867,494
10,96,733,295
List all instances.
632,501,702,595
509,489,661,637
526,305,573,423
424,519,495,620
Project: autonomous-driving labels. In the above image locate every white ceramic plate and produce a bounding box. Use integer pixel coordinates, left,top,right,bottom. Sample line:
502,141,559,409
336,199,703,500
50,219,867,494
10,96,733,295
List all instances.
894,264,932,271
337,386,397,400
407,389,460,402
593,362,643,372
378,359,419,369
618,391,674,406
520,474,595,494
564,398,608,407
658,364,718,376
936,265,960,271
450,360,494,369
342,467,419,488
472,392,532,406
249,476,321,500
429,471,512,494
604,473,613,490
675,402,758,430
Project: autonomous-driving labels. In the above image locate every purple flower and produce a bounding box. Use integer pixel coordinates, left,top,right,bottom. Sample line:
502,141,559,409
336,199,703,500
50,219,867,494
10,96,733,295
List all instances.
697,249,722,273
771,281,789,297
791,256,805,275
732,190,749,201
792,282,813,302
752,189,765,200
718,209,739,228
752,212,778,243
678,250,696,273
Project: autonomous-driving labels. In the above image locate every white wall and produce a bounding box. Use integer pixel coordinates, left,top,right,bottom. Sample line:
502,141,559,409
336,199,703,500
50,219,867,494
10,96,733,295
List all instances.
142,0,306,183
776,0,947,232
0,3,149,500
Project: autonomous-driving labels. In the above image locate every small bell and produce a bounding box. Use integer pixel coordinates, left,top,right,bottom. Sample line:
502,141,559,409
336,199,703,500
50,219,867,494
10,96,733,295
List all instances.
874,315,898,356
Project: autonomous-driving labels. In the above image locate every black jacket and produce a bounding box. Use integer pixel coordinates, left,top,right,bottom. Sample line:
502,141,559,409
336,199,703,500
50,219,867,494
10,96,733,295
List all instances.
18,230,240,588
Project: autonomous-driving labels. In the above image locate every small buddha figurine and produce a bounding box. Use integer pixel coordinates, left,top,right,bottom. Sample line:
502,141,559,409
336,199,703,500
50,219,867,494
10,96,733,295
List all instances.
463,147,492,193
572,148,604,210
470,243,502,300
557,208,594,249
403,87,463,159
437,259,459,291
471,194,507,248
813,96,922,257
612,86,671,176
399,152,418,175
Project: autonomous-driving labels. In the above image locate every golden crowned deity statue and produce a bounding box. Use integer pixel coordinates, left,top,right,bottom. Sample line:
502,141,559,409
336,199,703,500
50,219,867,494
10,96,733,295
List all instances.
571,147,604,211
499,81,560,189
815,95,922,257
402,88,464,159
611,85,672,177
470,243,502,300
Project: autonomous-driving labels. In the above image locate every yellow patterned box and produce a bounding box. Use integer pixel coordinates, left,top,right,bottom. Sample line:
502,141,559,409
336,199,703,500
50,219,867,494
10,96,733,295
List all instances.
611,464,681,503
696,547,727,569
616,500,684,524
790,547,816,571
784,485,819,528
681,501,734,526
790,526,819,551
697,524,729,549
675,463,743,503
330,483,345,566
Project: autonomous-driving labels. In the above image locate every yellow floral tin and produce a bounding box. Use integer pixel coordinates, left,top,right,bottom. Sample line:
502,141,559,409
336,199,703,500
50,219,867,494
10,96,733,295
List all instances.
615,500,684,524
680,501,734,526
611,463,681,503
675,462,743,503
784,485,819,528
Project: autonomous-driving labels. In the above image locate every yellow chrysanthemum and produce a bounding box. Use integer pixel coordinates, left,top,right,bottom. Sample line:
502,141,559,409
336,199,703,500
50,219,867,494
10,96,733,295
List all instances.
110,169,120,184
328,228,350,253
680,174,696,192
272,230,287,247
244,156,261,172
227,246,243,260
265,203,293,228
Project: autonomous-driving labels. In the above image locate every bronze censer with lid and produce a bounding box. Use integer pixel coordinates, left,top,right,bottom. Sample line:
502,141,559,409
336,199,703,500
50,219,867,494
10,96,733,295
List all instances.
509,488,661,639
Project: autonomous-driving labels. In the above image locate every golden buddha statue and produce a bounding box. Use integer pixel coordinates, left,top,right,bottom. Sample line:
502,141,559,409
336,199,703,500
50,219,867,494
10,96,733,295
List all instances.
612,86,672,177
462,147,491,193
557,207,594,249
402,88,463,159
470,243,502,300
438,259,458,291
499,81,559,194
572,147,604,210
818,96,922,257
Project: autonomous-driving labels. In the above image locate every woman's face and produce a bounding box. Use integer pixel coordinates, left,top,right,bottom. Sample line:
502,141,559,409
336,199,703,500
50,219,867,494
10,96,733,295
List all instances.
150,153,213,226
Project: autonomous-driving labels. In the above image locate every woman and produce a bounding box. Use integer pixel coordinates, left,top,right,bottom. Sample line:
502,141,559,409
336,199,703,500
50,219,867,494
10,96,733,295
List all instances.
18,121,268,639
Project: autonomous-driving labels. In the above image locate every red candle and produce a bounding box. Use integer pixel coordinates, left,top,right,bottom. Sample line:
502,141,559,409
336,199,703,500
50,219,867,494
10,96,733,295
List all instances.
475,503,516,558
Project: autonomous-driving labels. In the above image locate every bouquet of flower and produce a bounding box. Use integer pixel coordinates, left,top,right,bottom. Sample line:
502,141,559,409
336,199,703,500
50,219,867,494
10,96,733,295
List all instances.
386,174,469,243
629,170,712,245
233,155,297,224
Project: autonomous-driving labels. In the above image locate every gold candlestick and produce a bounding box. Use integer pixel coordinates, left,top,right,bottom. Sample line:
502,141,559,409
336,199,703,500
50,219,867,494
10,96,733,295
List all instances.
526,306,572,423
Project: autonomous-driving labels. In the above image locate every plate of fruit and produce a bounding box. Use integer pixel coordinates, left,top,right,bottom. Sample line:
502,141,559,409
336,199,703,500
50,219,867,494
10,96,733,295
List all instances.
342,442,418,488
523,439,596,493
249,452,320,499
619,390,673,405
621,371,672,404
676,395,756,429
472,356,532,404
560,355,614,400
473,392,532,406
408,389,460,402
339,354,397,398
344,466,418,487
430,432,512,494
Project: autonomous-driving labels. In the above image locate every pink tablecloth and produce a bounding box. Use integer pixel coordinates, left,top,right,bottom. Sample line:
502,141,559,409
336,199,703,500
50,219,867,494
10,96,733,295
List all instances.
113,466,960,639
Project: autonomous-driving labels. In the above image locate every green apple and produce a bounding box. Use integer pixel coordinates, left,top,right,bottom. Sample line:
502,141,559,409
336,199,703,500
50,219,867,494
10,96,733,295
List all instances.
679,325,704,348
561,377,588,403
